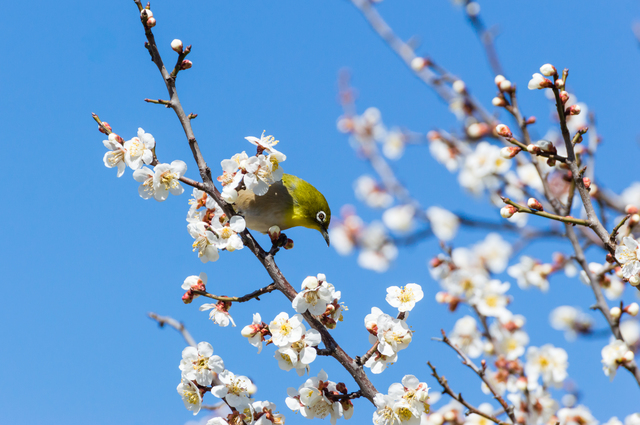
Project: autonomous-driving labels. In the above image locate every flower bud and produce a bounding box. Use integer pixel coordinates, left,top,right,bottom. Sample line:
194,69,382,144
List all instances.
429,413,444,425
171,39,183,53
528,73,553,90
180,60,192,70
626,302,639,316
540,63,557,77
468,122,488,138
483,341,495,355
494,75,506,86
528,198,543,211
430,256,444,268
583,177,591,191
284,238,294,250
500,205,518,218
527,144,542,155
526,116,537,125
500,146,521,159
141,9,153,18
492,96,507,107
495,124,512,137
427,130,440,141
410,57,427,72
268,225,281,242
98,122,112,134
443,411,457,422
555,79,565,90
182,291,194,304
536,140,554,151
516,376,528,391
560,91,570,104
547,158,556,167
499,79,512,92
610,306,621,319
606,254,614,263
631,214,640,226
452,80,466,94
624,350,635,363
566,104,581,116
466,2,480,17
625,205,639,215
435,291,448,303
146,17,156,27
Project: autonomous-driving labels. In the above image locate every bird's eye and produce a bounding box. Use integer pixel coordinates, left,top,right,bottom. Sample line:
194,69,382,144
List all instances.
317,211,326,222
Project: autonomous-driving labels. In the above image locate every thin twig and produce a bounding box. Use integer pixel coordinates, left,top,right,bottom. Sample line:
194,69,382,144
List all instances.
192,283,277,303
148,312,196,348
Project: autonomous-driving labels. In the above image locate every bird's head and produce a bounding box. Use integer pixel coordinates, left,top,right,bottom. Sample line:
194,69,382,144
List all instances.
282,174,332,246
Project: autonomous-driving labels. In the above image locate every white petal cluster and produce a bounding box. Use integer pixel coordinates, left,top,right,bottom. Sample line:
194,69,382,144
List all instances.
199,301,236,327
373,375,430,425
557,405,598,425
211,370,254,408
469,279,511,320
490,314,529,360
177,376,203,415
124,128,155,169
241,313,267,353
354,175,393,209
449,316,483,358
458,142,511,195
285,370,353,424
382,204,415,233
508,256,552,292
217,132,286,202
550,306,593,341
601,339,634,380
364,307,412,373
385,283,424,312
132,160,188,202
507,387,558,425
102,133,127,177
579,262,625,300
615,236,640,279
179,342,225,386
274,327,322,376
293,273,338,316
525,344,568,388
426,206,460,241
269,312,305,347
528,73,552,90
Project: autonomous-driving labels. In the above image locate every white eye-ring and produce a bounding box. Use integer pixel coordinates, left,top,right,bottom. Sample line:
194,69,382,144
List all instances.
317,211,326,222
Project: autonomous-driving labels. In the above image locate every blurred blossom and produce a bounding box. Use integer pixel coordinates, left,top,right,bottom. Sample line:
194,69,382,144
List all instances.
449,316,483,358
426,206,459,241
473,233,511,273
525,344,568,388
354,175,393,208
550,306,593,340
579,262,625,300
508,256,551,292
601,340,634,381
383,204,416,233
621,182,640,208
557,405,598,425
383,129,406,160
620,320,640,350
428,137,460,172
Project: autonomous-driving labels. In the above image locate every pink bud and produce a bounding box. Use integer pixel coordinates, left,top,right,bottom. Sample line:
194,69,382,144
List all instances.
182,291,194,304
566,104,581,116
180,60,192,70
284,238,294,250
500,146,521,159
555,79,565,90
539,63,557,77
626,205,639,214
467,122,488,138
527,198,543,211
99,122,112,134
500,205,518,218
560,91,570,104
499,79,512,92
495,124,512,137
527,144,542,154
146,17,156,27
171,39,183,53
583,177,591,190
268,225,281,242
430,257,443,268
526,116,537,125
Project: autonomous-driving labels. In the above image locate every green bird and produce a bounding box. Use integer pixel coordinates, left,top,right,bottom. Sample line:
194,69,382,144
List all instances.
234,174,331,246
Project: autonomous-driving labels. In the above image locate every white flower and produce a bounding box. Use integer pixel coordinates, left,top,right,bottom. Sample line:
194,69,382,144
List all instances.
211,370,253,408
508,256,551,292
528,73,551,90
428,137,460,172
602,339,634,380
620,320,640,347
449,316,483,358
491,318,529,360
182,272,207,290
383,204,415,233
557,406,598,425
365,352,398,374
179,342,225,386
377,314,412,355
123,128,155,169
626,414,640,425
187,222,220,263
540,63,556,76
383,130,405,160
387,375,430,416
615,236,640,279
132,166,155,200
292,274,336,316
245,131,287,163
373,393,420,425
470,280,510,319
153,160,187,201
275,328,321,376
103,133,127,177
385,283,424,312
525,344,568,388
200,302,236,327
442,268,489,299
210,215,245,252
269,312,304,347
550,306,593,341
285,370,344,425
242,313,266,353
426,207,459,241
354,175,393,209
250,400,285,425
177,376,202,415
474,233,512,273
466,404,495,425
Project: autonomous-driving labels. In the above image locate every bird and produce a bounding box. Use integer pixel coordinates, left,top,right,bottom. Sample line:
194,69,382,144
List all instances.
234,174,331,246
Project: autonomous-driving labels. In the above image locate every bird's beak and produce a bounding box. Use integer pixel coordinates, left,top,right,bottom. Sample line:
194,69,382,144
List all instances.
321,226,330,247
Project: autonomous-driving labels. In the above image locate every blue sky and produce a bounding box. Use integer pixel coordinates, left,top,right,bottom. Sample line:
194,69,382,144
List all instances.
2,1,640,424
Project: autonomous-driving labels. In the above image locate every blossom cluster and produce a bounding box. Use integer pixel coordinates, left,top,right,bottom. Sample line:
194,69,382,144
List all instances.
337,107,407,160
373,375,431,425
217,132,286,203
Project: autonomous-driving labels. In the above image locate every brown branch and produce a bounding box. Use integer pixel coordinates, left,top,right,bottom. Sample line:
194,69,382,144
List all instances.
428,361,511,425
501,197,589,226
463,0,503,77
148,312,196,348
192,283,277,303
131,0,378,403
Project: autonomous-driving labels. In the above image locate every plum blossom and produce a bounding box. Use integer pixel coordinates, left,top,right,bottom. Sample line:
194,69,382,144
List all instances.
550,306,593,340
179,342,225,386
103,133,127,177
615,236,640,279
386,283,424,312
469,280,510,319
292,274,337,316
211,370,253,408
383,204,416,233
449,316,483,358
124,127,155,169
528,73,552,90
579,262,625,300
474,233,512,273
508,256,551,292
376,313,412,356
285,370,347,425
426,206,459,241
601,340,634,380
187,222,220,263
275,328,321,376
153,160,187,201
245,131,287,163
354,175,393,208
200,301,236,327
269,313,304,347
525,344,568,388
132,166,156,200
557,405,598,425
210,215,245,252
177,376,202,415
241,313,268,353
